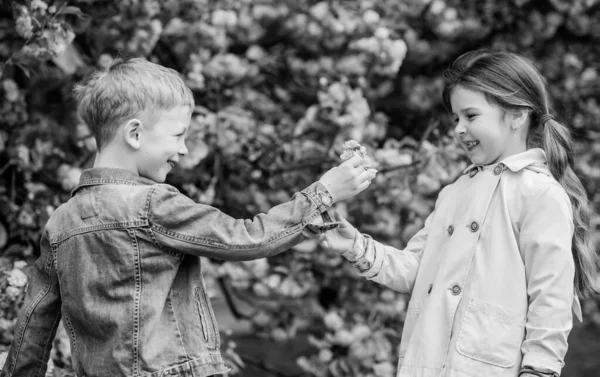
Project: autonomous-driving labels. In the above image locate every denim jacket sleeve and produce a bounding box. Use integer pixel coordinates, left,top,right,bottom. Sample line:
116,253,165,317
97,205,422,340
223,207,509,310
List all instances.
338,212,433,293
148,181,333,260
519,183,576,376
1,231,62,377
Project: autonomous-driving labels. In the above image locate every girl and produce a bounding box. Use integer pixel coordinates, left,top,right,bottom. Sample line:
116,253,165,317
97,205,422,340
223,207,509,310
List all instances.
320,50,600,377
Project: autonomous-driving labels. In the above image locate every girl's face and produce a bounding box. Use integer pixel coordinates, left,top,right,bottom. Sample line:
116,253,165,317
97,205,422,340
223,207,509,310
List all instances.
450,85,525,165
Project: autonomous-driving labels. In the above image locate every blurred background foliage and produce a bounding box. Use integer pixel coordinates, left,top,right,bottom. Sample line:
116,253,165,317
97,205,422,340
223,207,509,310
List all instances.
0,0,600,376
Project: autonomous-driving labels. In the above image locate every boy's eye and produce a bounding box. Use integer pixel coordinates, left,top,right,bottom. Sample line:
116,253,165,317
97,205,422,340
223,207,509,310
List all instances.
466,114,477,120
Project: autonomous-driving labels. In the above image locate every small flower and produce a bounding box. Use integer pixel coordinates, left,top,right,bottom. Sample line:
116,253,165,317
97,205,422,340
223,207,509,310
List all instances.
374,27,390,40
30,0,48,13
332,328,355,346
7,268,28,287
318,348,333,362
2,80,20,102
5,286,22,301
14,261,27,270
363,9,381,24
323,311,345,331
352,324,372,341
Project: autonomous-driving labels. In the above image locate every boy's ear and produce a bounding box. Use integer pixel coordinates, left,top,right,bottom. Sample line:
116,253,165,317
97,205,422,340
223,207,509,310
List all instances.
124,119,142,149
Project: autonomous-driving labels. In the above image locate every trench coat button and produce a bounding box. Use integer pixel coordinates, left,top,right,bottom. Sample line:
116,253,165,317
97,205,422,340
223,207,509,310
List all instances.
469,169,477,178
470,221,479,232
447,225,454,235
493,165,503,175
428,284,433,294
451,284,462,295
321,195,332,206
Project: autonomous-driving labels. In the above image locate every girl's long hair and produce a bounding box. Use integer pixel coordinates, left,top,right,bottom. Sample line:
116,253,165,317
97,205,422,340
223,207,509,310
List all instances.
442,49,599,297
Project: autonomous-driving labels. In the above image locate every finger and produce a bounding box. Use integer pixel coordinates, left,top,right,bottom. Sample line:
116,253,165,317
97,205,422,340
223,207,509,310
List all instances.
356,179,371,193
343,154,364,168
331,212,352,228
358,170,376,183
320,238,329,249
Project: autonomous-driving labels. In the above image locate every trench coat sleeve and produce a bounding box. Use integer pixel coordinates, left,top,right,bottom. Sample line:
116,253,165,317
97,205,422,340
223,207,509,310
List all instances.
340,211,434,294
518,183,576,375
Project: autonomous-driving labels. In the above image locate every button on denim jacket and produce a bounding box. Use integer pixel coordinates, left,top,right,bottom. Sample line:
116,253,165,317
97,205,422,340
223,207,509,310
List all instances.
1,168,332,377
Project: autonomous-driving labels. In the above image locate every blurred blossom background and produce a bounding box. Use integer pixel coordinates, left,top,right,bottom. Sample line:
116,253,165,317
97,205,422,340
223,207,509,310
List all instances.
0,0,599,376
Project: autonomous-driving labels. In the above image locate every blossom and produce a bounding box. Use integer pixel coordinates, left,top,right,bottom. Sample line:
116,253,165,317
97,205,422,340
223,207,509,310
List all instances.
7,268,28,287
318,348,333,362
363,9,381,24
5,286,22,301
30,0,48,12
2,80,20,102
323,311,345,330
15,7,34,40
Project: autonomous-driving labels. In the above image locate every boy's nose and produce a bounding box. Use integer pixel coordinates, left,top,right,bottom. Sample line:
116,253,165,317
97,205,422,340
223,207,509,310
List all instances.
454,121,466,135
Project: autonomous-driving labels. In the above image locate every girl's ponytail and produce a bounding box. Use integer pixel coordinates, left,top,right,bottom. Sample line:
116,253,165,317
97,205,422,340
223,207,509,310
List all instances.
542,117,600,297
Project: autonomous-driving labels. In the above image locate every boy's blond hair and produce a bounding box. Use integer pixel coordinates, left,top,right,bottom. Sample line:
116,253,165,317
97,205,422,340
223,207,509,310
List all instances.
74,58,195,150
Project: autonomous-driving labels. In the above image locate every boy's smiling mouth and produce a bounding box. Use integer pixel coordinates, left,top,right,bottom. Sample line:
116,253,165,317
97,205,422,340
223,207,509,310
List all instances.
167,160,177,168
464,140,480,151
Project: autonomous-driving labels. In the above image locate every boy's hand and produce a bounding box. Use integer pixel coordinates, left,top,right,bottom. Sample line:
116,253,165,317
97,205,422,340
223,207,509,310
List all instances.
318,155,375,203
319,213,358,253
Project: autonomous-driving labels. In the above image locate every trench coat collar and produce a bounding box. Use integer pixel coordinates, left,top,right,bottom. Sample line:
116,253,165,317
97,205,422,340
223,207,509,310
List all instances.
463,148,548,176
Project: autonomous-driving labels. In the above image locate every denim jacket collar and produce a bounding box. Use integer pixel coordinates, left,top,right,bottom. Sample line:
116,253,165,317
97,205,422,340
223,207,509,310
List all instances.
463,148,548,176
71,168,157,197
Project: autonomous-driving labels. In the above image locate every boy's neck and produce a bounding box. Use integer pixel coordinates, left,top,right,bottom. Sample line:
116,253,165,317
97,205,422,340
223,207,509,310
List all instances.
93,144,139,175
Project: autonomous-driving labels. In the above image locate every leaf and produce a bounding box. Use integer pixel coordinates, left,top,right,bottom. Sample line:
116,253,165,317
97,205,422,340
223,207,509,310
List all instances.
58,6,86,19
0,222,7,249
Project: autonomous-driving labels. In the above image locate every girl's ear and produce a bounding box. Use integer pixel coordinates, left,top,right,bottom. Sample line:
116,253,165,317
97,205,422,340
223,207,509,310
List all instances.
511,109,529,130
124,119,142,149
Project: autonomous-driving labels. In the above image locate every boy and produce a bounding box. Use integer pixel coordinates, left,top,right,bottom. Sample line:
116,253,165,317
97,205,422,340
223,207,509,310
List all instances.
1,58,373,377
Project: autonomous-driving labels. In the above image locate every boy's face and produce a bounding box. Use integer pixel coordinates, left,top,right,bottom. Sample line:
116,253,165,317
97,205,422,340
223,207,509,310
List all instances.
137,105,191,182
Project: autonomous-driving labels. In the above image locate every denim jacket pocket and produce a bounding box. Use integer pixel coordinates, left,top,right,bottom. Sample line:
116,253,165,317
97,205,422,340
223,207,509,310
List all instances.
456,298,525,368
399,300,424,358
194,284,220,352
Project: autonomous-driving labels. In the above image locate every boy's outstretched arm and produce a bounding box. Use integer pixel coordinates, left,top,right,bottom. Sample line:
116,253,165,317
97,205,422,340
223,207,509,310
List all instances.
1,231,62,377
149,155,373,261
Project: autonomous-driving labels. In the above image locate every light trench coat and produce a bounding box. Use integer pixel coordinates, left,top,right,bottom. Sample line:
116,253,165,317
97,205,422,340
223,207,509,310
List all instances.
343,148,581,377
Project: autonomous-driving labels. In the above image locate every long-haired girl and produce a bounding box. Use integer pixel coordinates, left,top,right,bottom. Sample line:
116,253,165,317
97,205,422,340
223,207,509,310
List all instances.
321,50,600,377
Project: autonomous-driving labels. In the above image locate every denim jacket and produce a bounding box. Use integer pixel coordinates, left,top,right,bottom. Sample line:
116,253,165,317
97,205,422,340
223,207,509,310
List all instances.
342,149,580,377
1,168,333,377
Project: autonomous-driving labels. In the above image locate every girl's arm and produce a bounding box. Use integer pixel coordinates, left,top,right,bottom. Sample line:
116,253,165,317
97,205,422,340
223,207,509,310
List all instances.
321,212,433,293
518,183,577,377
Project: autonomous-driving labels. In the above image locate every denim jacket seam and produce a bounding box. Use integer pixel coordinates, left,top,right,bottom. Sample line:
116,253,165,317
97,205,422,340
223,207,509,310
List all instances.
150,223,302,250
144,227,183,260
62,313,78,355
128,228,142,375
51,221,149,244
9,248,54,375
300,190,329,213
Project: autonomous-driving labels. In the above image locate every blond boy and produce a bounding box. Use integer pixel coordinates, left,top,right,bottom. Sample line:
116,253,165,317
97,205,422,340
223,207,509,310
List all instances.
1,58,372,377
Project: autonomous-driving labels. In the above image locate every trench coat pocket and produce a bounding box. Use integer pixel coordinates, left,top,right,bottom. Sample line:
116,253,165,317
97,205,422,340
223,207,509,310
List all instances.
399,300,424,359
456,298,525,368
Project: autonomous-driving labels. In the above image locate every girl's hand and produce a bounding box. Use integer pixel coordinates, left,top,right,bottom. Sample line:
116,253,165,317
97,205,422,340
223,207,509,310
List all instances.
319,212,358,253
318,155,375,203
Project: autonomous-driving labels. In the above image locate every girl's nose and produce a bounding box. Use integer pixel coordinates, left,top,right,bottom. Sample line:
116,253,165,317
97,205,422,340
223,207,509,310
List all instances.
179,142,188,156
